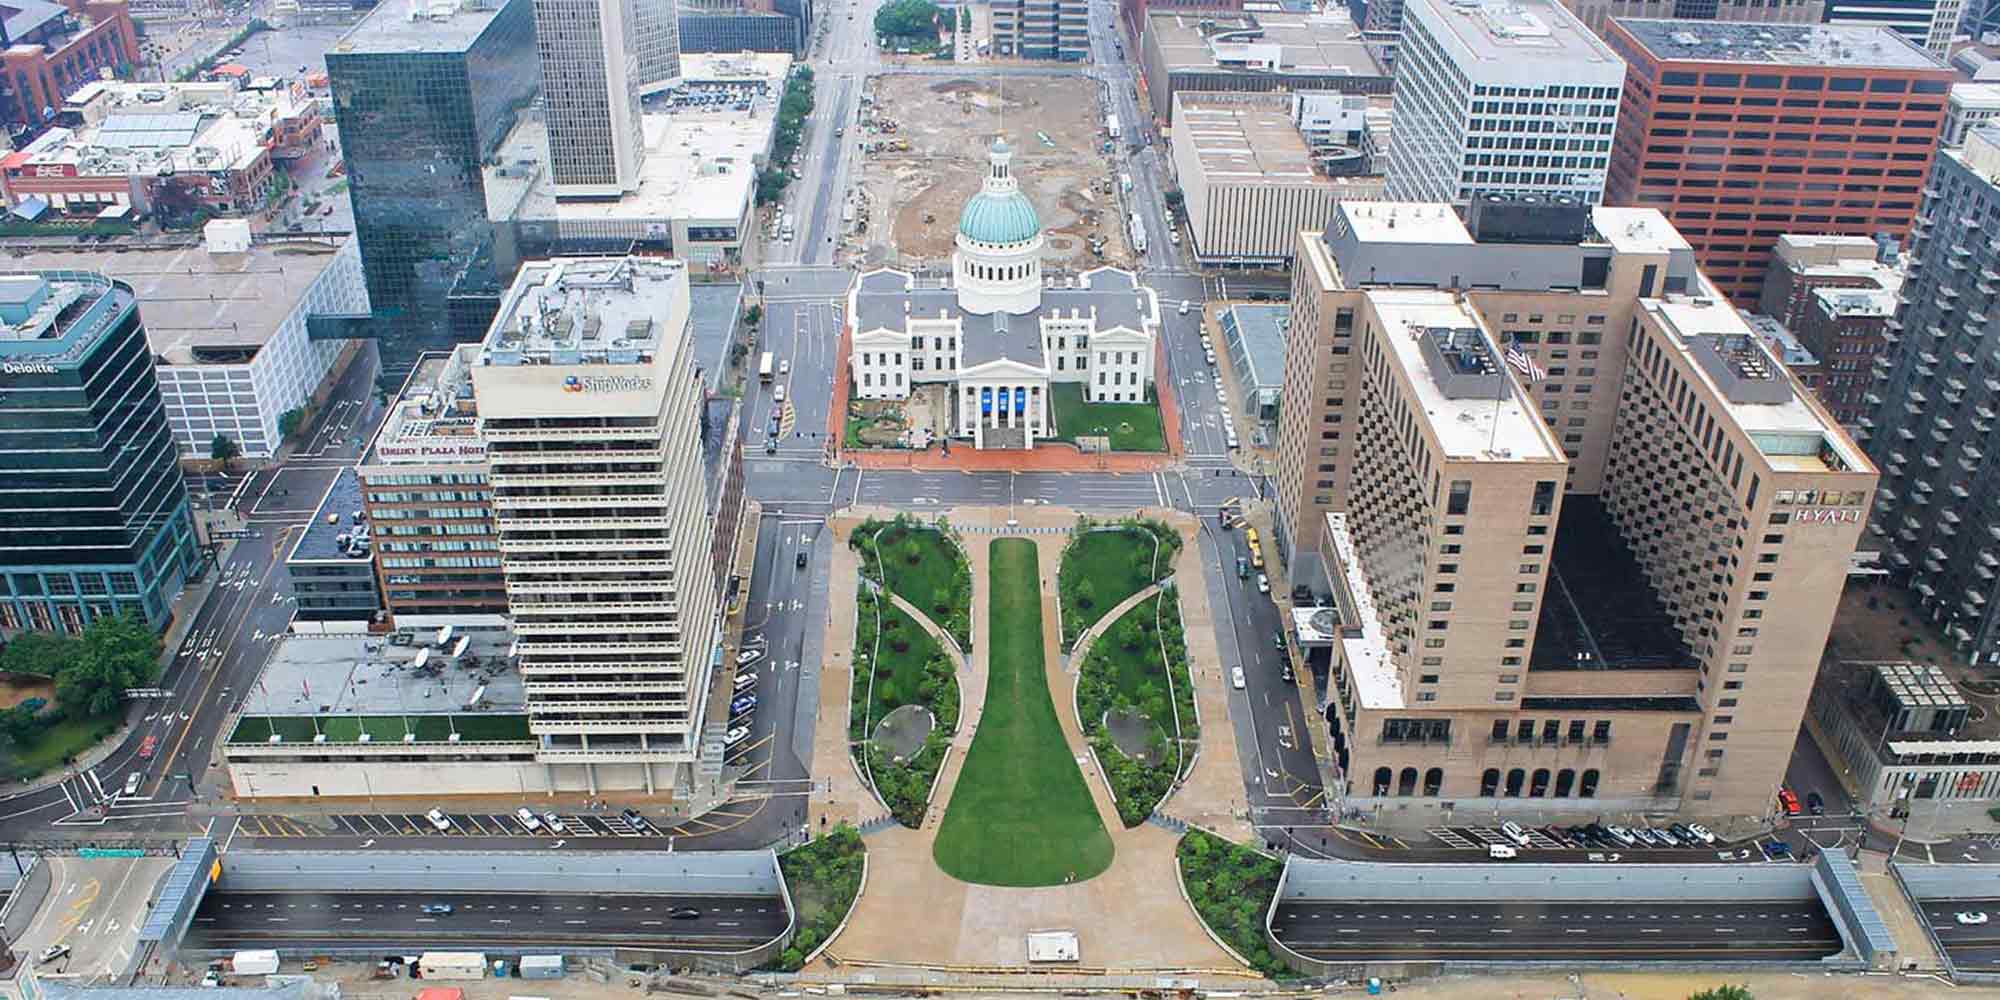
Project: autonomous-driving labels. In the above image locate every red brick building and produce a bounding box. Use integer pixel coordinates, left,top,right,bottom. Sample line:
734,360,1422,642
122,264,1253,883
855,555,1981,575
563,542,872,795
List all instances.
1603,18,1951,304
0,0,139,133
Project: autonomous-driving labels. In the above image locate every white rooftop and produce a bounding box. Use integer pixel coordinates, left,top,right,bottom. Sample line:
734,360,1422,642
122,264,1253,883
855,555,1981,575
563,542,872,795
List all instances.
1339,202,1473,245
1644,295,1869,472
1323,512,1401,711
365,346,486,465
1367,289,1561,462
486,110,762,228
1814,285,1897,318
1413,0,1623,82
1955,82,2000,109
1590,206,1691,255
480,258,688,366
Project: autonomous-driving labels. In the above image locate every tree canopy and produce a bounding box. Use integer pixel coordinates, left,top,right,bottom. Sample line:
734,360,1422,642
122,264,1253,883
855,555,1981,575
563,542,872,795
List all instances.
210,433,240,466
875,0,940,39
2,613,161,718
1689,988,1753,1000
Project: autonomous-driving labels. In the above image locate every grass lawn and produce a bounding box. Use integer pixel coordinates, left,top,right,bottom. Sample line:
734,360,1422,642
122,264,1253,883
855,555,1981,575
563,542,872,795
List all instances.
1058,524,1178,646
9,711,119,779
858,520,971,648
933,539,1113,886
228,713,530,745
1049,383,1165,452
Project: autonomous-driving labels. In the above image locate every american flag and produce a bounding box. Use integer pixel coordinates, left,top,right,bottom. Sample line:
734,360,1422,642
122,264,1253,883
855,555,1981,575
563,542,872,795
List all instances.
1504,343,1547,383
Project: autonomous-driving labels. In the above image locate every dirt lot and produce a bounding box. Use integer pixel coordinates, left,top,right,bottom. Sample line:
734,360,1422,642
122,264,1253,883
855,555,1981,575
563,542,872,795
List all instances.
847,73,1133,272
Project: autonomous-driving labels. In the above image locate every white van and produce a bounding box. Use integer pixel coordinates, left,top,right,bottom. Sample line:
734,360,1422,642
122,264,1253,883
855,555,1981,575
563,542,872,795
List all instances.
1488,844,1518,860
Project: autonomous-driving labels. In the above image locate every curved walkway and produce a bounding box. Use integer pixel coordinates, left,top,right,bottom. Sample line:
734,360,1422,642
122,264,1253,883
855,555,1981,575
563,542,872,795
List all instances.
812,506,1245,973
1066,580,1166,671
876,588,976,832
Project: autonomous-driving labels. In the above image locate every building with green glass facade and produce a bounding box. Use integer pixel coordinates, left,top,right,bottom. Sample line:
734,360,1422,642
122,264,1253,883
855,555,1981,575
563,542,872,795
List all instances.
0,271,200,635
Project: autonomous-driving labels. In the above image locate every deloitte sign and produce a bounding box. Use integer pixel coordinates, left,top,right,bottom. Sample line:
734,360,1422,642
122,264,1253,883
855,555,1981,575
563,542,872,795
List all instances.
2,361,57,375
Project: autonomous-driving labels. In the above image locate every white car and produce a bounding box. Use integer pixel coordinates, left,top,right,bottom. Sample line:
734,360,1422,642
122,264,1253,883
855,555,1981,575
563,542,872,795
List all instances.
425,808,453,832
1256,572,1270,594
1488,844,1518,860
1230,666,1246,689
1204,350,1217,366
1605,825,1637,846
515,807,542,832
737,647,765,665
725,725,751,746
1685,823,1717,845
543,812,566,834
1179,299,1191,315
1960,911,1991,925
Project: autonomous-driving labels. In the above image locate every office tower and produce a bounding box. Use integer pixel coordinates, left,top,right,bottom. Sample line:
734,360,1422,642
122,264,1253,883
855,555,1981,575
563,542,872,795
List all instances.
634,0,684,93
0,271,200,635
325,0,541,377
1276,199,1875,815
991,0,1088,61
470,257,720,792
1384,0,1625,206
1824,0,1964,57
1867,126,2000,665
1602,20,1950,305
1555,0,1823,37
535,0,647,195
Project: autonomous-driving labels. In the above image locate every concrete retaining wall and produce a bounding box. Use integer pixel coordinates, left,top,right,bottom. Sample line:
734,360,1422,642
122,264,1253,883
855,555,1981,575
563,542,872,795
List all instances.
1892,863,2000,902
1276,858,1818,903
219,849,785,896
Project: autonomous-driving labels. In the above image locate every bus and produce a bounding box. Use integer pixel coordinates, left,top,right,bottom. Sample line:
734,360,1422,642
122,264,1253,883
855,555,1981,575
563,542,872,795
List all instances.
758,352,775,382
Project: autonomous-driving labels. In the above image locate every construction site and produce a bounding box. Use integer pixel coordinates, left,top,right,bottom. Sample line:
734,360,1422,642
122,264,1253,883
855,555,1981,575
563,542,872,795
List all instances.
843,73,1135,271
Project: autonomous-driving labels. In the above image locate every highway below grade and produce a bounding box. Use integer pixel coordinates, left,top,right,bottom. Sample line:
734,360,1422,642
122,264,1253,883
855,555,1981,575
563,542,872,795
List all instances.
1270,900,1845,962
185,891,789,949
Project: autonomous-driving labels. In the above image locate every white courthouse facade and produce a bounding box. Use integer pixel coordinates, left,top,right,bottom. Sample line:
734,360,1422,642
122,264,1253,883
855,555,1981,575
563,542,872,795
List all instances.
846,140,1162,449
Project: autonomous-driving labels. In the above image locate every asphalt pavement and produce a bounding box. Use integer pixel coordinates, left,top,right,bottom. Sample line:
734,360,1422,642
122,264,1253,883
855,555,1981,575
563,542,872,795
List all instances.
1271,899,1844,962
187,891,788,949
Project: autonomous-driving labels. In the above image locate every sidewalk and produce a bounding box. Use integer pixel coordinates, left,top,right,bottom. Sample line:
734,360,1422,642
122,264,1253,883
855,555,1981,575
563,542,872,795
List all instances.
845,443,1171,473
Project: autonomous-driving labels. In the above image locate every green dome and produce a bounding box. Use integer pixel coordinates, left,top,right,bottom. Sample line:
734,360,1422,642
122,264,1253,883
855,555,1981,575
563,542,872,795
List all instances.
958,189,1041,245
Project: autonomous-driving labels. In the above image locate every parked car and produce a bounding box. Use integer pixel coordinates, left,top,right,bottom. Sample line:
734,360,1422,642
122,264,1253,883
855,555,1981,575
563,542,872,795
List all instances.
731,694,758,715
1256,572,1270,594
737,647,765,665
1499,820,1531,847
515,807,542,832
1279,661,1295,684
621,808,651,832
1685,823,1717,845
1778,787,1803,815
425,808,453,832
1605,825,1637,846
1806,791,1825,815
38,944,69,965
1761,840,1793,861
1230,666,1245,689
543,812,566,833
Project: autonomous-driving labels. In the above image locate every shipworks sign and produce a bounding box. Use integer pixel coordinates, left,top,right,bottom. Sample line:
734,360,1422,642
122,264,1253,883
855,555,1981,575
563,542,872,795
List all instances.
564,374,655,393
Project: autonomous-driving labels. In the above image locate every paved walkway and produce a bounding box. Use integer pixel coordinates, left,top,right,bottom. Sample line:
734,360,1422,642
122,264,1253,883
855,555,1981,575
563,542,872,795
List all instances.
810,505,1243,972
1160,520,1256,842
1855,849,1945,972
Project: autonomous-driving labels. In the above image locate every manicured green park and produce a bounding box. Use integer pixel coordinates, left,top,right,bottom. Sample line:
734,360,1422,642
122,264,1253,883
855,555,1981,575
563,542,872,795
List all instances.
853,514,972,649
932,539,1113,886
850,589,959,827
1057,518,1182,647
1049,384,1166,452
1076,589,1198,826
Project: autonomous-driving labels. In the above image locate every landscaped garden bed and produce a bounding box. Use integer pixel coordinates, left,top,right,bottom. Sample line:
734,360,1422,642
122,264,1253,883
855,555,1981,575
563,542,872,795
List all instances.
850,588,958,828
771,824,865,970
1177,829,1289,976
1076,588,1198,826
853,513,972,649
1057,516,1182,648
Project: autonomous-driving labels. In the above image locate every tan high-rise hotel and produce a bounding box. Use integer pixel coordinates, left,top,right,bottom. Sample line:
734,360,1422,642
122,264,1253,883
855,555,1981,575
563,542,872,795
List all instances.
1275,198,1875,817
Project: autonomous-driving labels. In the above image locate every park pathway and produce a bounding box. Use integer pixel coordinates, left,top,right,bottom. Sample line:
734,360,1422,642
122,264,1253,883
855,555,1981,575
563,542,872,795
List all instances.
810,506,1246,972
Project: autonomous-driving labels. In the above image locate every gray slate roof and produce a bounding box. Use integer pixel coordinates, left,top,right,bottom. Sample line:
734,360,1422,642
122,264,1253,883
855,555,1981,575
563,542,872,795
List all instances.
853,269,1151,370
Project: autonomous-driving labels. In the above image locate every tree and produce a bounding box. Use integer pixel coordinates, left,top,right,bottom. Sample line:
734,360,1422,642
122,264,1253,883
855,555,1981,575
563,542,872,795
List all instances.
1688,988,1753,1000
756,166,791,205
959,6,970,29
52,613,161,719
874,0,941,39
1163,188,1186,218
744,304,763,327
210,433,240,468
278,407,305,441
0,631,76,678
